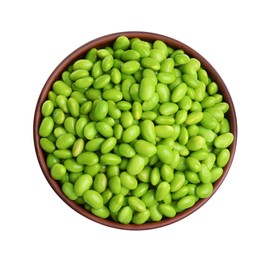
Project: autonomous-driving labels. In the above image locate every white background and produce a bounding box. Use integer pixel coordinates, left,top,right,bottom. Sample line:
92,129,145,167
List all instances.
1,0,268,259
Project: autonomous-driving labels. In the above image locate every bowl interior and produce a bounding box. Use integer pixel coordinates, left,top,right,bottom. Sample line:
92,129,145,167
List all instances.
34,31,237,230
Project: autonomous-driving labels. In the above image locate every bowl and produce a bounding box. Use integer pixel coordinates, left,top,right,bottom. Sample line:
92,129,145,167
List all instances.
33,31,237,230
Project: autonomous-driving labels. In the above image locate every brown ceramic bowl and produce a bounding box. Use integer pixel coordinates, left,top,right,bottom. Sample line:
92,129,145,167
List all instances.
33,31,237,230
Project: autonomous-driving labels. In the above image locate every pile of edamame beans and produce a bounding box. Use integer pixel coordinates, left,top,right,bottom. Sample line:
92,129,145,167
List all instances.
39,36,234,224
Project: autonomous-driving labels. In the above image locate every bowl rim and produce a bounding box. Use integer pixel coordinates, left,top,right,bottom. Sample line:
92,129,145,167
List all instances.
33,31,237,230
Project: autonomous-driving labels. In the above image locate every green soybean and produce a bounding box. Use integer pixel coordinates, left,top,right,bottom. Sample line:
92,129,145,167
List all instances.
196,183,213,199
156,145,174,164
74,174,93,196
214,133,234,149
126,155,145,175
118,206,133,224
83,190,104,209
121,60,140,74
134,140,157,157
108,175,121,194
139,77,156,101
95,122,113,138
216,148,230,167
64,159,83,173
100,153,121,165
122,125,140,143
118,143,136,158
155,181,170,201
132,210,150,224
62,182,78,200
140,119,156,144
39,117,54,137
177,195,196,210
93,74,111,89
155,125,175,139
77,152,99,165
109,194,124,212
41,100,54,117
51,163,66,180
158,204,176,218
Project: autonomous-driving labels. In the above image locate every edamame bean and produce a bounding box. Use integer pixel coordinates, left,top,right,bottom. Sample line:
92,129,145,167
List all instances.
134,140,157,157
46,154,60,169
200,112,218,130
53,80,72,97
109,194,124,212
171,82,188,102
53,149,72,159
186,157,201,172
40,138,55,153
72,138,84,157
118,143,136,158
93,74,111,89
92,100,108,121
150,167,161,186
62,182,78,200
139,77,156,101
91,206,110,219
74,174,93,196
210,167,223,182
149,204,163,221
186,136,206,151
157,72,176,84
100,137,117,154
41,100,54,117
108,175,121,194
122,125,140,143
177,195,196,210
64,159,83,172
198,164,212,183
77,151,99,165
155,181,170,201
51,163,66,180
156,145,174,164
113,36,130,50
103,89,123,102
121,60,140,74
120,111,134,128
83,190,104,209
95,122,113,138
120,171,138,190
56,133,75,149
170,172,185,192
214,133,234,148
132,41,150,58
216,148,230,167
185,111,203,125
128,196,146,212
158,204,176,218
132,183,149,197
142,93,159,111
140,120,156,144
100,153,122,165
155,125,175,138
132,101,142,120
132,210,150,224
82,122,97,139
159,102,178,115
118,206,133,224
93,173,107,193
39,117,54,137
196,183,213,199
126,155,145,175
